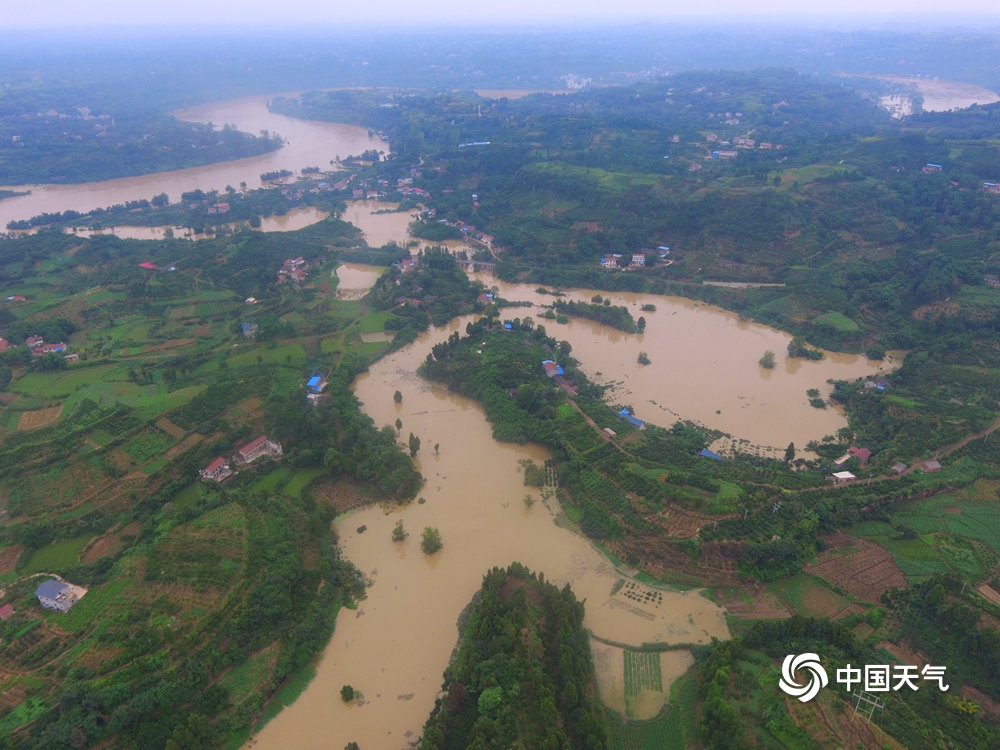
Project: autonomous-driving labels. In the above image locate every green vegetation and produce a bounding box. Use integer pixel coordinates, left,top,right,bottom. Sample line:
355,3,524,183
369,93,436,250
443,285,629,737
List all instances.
758,350,775,369
418,563,606,749
421,527,443,554
6,41,1000,750
0,211,484,746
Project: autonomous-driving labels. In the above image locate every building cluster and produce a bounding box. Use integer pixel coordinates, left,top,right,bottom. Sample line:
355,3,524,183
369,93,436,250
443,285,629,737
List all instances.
199,435,283,483
24,335,73,360
278,256,309,284
599,246,670,270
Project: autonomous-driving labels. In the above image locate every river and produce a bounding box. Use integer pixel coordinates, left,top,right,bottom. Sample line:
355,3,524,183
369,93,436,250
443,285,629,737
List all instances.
0,94,383,230
1,93,888,747
248,315,731,750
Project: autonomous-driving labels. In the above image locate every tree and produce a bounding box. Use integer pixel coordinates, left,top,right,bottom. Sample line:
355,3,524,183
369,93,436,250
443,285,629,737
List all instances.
341,685,355,702
392,520,406,542
759,350,776,369
637,316,646,332
408,432,421,457
637,351,651,365
395,417,403,433
394,390,403,403
784,442,795,463
421,527,442,554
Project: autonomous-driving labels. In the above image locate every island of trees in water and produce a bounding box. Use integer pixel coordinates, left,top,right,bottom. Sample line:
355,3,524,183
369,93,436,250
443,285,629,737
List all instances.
419,563,605,750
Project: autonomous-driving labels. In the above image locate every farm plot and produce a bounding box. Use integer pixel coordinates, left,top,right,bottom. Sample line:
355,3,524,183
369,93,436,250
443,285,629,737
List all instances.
121,430,176,464
14,461,107,514
769,573,854,618
606,706,684,750
805,533,907,603
17,405,63,430
0,544,25,575
22,534,93,574
709,585,789,619
221,645,280,705
624,650,663,698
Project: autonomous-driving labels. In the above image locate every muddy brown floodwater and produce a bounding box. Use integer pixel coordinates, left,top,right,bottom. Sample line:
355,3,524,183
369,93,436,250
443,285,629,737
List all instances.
0,95,383,229
0,91,892,747
249,317,730,750
478,279,895,456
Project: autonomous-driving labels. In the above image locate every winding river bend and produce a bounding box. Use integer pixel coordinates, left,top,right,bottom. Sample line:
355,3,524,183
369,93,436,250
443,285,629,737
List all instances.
1,95,891,748
0,94,383,230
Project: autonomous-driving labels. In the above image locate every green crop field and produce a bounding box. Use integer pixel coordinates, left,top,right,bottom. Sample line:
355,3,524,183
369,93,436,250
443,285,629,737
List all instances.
769,572,851,617
11,365,116,400
121,430,175,463
227,343,308,368
282,468,326,499
0,697,48,735
607,706,684,750
221,646,279,704
881,537,948,579
22,535,93,574
811,311,860,333
624,650,663,700
357,310,395,333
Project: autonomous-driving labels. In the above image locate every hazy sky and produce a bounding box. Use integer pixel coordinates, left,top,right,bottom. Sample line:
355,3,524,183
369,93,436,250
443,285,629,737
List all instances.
2,0,998,29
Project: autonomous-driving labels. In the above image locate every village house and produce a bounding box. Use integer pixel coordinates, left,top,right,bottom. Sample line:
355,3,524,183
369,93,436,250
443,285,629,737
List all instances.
35,580,80,612
630,253,646,268
237,435,283,465
922,163,944,173
618,409,645,429
712,149,739,159
541,360,576,395
830,471,856,483
241,322,258,337
849,446,873,466
0,603,14,621
25,335,44,349
0,338,10,352
199,457,232,483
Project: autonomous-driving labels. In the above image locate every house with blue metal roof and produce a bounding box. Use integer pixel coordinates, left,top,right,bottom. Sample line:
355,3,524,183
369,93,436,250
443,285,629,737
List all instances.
36,580,80,612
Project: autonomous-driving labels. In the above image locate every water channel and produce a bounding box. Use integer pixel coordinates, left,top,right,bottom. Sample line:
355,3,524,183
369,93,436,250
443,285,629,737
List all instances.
1,94,892,748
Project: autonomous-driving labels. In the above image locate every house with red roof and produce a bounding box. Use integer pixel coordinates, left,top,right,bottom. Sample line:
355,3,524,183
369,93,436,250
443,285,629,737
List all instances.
199,457,232,483
236,435,283,465
849,446,873,466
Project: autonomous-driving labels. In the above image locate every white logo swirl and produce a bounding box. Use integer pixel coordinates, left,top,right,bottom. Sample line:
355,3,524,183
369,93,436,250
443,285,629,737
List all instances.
779,653,828,702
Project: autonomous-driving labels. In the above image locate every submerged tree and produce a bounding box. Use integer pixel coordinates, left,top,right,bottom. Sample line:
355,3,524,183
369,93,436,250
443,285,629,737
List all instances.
759,350,776,369
392,519,407,542
421,526,443,554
